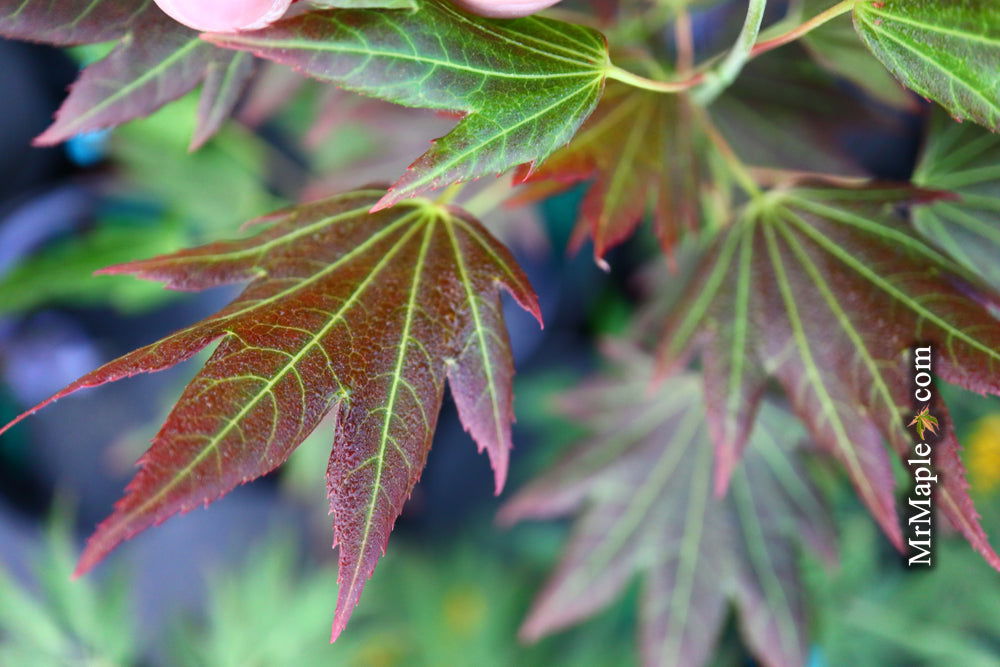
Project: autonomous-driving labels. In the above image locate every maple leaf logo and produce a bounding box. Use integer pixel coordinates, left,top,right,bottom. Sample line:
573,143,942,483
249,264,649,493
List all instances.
908,405,940,440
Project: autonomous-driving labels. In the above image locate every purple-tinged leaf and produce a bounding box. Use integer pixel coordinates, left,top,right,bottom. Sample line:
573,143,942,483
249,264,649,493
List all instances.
0,0,152,45
191,51,255,150
513,82,702,261
0,188,541,640
656,182,1000,567
502,362,833,667
35,14,222,146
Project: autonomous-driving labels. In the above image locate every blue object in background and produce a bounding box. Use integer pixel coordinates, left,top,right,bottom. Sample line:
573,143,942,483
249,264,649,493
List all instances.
65,129,110,167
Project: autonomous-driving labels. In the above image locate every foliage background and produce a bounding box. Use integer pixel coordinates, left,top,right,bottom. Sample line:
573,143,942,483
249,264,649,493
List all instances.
1,1,1000,664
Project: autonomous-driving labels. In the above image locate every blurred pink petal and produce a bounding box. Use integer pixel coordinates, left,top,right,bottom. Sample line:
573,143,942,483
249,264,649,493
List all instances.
452,0,562,18
154,0,293,32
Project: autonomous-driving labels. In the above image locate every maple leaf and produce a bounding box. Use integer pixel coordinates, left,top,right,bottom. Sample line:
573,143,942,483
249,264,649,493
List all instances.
908,405,940,441
205,0,610,210
655,182,1000,570
853,0,1000,131
0,0,255,149
0,0,149,45
912,109,1000,291
512,81,701,261
0,188,541,640
501,357,835,667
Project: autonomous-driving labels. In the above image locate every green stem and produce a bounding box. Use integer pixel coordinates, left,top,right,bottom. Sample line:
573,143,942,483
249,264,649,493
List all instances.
435,183,465,206
693,0,769,105
751,0,854,58
462,177,516,218
608,0,855,99
605,64,703,93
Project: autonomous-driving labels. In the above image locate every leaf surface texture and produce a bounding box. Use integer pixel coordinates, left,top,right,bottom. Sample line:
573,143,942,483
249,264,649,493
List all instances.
207,0,610,209
0,189,541,639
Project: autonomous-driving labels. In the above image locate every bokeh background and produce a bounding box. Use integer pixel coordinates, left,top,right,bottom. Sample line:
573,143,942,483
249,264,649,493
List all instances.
2,2,1000,665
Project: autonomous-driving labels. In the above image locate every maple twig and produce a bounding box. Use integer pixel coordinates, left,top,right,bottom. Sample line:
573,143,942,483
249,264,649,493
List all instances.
674,8,694,75
750,0,855,59
605,64,704,93
462,176,517,218
692,0,768,105
435,183,465,206
609,0,854,100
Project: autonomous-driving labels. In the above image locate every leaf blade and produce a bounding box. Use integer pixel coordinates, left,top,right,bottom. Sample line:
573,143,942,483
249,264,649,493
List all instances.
854,0,1000,130
656,183,1000,569
205,1,609,208
0,0,152,45
505,362,828,667
1,188,541,640
34,15,217,146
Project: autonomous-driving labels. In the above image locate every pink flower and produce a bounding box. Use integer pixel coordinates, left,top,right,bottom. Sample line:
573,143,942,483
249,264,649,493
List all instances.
153,0,564,32
451,0,563,18
153,0,293,32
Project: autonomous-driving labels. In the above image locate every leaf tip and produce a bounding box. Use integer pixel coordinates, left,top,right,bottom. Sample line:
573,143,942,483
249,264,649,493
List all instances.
31,128,63,148
187,134,208,153
492,463,508,497
369,194,397,213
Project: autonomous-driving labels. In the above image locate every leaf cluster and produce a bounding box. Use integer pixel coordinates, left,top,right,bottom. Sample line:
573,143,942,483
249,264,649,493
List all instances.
2,0,1000,661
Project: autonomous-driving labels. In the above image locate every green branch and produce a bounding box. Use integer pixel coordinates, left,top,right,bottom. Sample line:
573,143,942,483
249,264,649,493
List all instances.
693,0,769,105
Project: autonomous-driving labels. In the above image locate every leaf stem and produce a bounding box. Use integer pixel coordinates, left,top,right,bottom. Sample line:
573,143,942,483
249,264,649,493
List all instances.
608,0,856,99
674,8,694,75
692,0,769,105
605,64,703,93
462,176,517,218
750,0,855,59
435,183,465,206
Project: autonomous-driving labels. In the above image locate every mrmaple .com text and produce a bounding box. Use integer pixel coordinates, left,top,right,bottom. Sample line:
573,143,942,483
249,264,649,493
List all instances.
907,345,935,567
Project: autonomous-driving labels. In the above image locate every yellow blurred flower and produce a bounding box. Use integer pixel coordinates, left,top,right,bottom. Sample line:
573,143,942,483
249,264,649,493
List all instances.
968,415,1000,494
443,586,488,636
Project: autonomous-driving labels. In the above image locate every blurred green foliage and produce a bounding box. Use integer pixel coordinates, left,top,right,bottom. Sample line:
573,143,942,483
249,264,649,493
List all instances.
0,518,638,665
0,515,135,666
0,91,280,316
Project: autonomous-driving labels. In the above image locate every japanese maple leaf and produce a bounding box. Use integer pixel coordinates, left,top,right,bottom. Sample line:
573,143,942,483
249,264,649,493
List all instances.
908,405,940,441
656,181,1000,570
206,0,610,210
853,0,1000,132
501,356,835,667
0,188,541,640
0,0,254,149
512,81,701,261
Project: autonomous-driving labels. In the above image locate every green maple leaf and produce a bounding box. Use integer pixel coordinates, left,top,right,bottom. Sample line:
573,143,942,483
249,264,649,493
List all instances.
206,0,610,210
0,188,541,640
501,357,834,666
853,0,1000,131
656,181,1000,570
